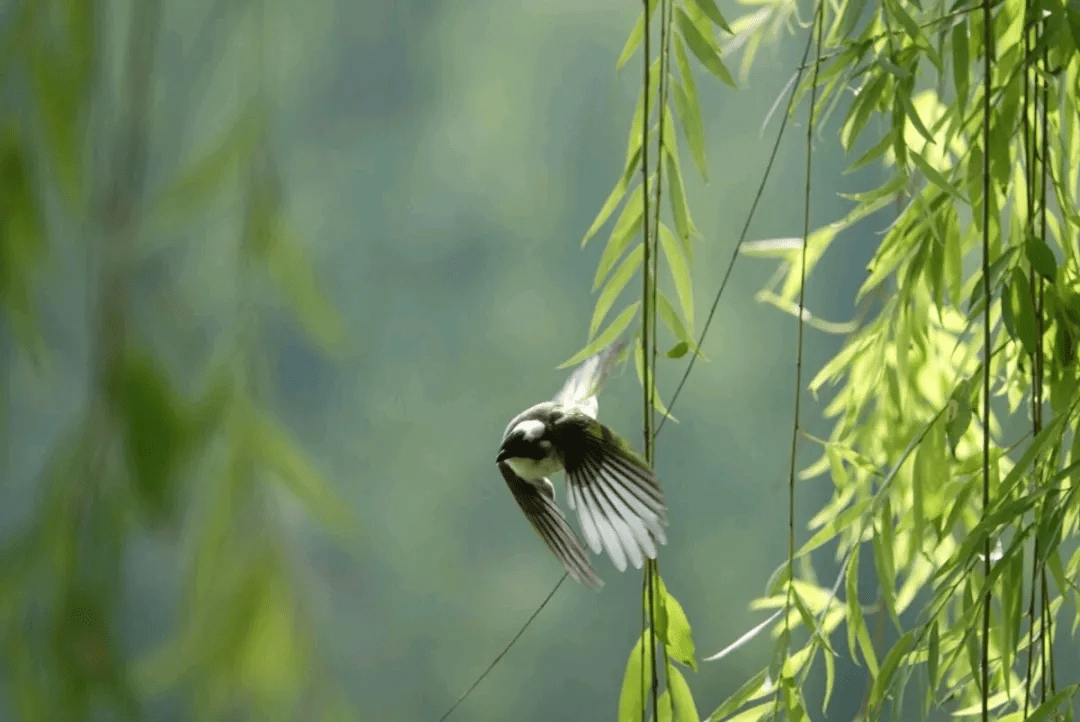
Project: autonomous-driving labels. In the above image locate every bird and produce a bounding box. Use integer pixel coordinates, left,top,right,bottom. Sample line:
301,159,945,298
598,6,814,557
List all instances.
496,341,668,589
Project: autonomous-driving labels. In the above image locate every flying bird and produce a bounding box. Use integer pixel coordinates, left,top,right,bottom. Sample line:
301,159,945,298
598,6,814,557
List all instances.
496,341,668,589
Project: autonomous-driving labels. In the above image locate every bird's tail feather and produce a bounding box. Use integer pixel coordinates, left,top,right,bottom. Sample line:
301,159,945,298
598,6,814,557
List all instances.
554,341,626,416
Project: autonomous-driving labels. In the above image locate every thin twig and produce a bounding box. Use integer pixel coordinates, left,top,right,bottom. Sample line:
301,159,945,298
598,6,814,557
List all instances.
436,574,569,722
979,0,993,716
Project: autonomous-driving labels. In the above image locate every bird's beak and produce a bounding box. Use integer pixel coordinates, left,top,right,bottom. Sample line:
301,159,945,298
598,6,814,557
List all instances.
495,447,511,463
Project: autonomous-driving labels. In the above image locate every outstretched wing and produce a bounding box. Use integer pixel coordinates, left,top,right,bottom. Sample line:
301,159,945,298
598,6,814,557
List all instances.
551,414,668,572
498,461,604,589
553,341,626,418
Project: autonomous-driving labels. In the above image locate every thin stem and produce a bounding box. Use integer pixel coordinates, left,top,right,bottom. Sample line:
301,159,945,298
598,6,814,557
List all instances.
979,0,993,717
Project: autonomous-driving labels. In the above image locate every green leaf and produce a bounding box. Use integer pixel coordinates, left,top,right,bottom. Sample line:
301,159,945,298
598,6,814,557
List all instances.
667,663,700,722
590,244,644,337
616,0,658,70
1025,234,1058,279
657,290,694,349
1025,686,1080,722
249,410,356,537
910,151,964,201
927,621,939,691
895,90,935,147
592,190,644,291
1006,267,1038,356
659,223,694,333
561,302,641,368
868,630,914,709
582,146,643,248
658,578,697,669
673,35,708,183
704,668,770,721
665,135,695,244
691,0,732,33
617,632,653,722
945,382,972,455
666,341,689,358
109,350,191,521
952,22,969,110
675,9,736,88
886,0,922,41
146,111,261,229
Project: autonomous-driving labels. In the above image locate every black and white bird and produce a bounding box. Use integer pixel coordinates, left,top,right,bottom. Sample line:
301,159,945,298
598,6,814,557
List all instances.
496,341,668,589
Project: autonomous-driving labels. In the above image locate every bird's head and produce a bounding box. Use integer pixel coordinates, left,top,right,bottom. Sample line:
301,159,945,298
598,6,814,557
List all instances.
496,418,548,463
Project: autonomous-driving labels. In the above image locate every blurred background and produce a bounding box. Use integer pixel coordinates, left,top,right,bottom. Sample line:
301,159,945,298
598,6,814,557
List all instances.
0,0,885,719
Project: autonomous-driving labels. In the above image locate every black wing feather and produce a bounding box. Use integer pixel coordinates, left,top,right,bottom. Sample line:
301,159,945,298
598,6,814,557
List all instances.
498,461,604,589
551,414,668,570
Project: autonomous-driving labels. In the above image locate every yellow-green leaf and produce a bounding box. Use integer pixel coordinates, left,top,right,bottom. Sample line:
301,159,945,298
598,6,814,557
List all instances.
592,190,644,290
675,9,736,88
561,303,641,368
659,223,694,332
590,244,644,337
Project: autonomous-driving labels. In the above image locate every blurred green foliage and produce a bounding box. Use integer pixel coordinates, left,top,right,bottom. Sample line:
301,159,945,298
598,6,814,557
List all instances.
0,0,867,720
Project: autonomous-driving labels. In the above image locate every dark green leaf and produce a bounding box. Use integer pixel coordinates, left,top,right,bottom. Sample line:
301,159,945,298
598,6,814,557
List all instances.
109,350,191,521
1007,267,1038,356
1025,235,1057,279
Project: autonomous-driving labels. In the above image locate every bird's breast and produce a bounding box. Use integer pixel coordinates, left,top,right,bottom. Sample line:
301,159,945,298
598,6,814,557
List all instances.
505,453,563,481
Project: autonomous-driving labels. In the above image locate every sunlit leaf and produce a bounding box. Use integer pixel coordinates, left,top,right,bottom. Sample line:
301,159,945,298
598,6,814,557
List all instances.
617,631,653,722
667,663,700,722
590,244,644,337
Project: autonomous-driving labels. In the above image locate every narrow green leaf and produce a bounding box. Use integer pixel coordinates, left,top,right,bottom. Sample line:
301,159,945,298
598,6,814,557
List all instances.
675,9,736,88
1007,267,1038,356
657,290,694,349
616,0,659,70
582,146,643,248
617,632,652,722
690,0,732,33
822,643,836,712
673,35,707,183
1025,234,1058,279
952,22,969,110
927,621,939,691
868,631,914,709
590,244,644,337
895,90,935,147
1025,686,1080,722
704,669,770,721
910,151,963,201
659,578,697,669
561,302,641,368
886,0,922,41
592,190,644,290
667,663,700,722
665,146,694,244
659,223,694,333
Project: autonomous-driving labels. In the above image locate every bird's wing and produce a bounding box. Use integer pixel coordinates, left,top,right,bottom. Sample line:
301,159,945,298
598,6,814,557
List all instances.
551,414,668,572
553,341,626,418
498,461,604,589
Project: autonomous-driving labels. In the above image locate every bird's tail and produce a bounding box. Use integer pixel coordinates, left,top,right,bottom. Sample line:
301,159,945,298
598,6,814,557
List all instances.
554,341,626,417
